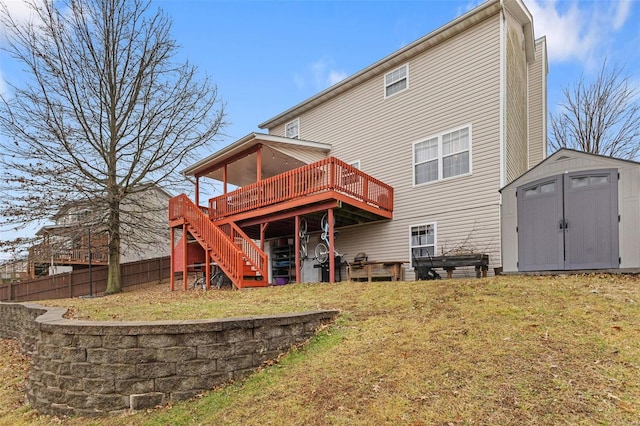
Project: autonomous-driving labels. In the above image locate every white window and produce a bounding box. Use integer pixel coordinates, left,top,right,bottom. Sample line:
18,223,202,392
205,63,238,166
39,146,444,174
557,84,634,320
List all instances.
342,160,361,186
410,223,436,267
413,125,471,185
285,118,299,139
384,64,408,98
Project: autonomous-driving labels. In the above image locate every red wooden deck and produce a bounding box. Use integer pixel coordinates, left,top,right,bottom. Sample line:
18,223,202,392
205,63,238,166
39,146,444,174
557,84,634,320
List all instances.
169,157,393,289
207,157,393,221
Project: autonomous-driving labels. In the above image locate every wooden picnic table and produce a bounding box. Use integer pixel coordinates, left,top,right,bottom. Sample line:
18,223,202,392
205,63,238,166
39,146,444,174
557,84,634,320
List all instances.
347,260,406,282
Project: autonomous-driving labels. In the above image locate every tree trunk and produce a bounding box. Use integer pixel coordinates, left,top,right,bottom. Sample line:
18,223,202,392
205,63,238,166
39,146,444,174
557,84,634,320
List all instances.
105,201,121,294
106,238,121,294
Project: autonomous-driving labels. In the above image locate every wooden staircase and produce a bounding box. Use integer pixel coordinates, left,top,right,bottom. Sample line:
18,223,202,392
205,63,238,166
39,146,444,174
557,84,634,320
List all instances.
171,195,268,289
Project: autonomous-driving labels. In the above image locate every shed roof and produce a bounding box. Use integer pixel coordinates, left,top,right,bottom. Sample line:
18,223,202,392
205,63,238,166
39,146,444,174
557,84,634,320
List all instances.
500,148,640,192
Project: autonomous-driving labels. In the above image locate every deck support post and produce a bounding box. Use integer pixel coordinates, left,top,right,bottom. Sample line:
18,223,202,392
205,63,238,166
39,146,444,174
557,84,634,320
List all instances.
205,249,211,290
182,224,188,290
295,215,301,283
195,176,200,206
223,165,228,194
328,208,335,283
170,227,175,291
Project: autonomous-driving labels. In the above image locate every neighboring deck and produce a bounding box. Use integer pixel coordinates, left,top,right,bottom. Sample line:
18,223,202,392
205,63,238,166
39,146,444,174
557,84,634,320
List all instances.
30,247,108,265
28,244,108,278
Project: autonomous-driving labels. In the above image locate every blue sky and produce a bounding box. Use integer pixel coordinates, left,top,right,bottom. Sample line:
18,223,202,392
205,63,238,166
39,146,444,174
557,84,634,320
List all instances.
0,0,639,257
154,0,640,144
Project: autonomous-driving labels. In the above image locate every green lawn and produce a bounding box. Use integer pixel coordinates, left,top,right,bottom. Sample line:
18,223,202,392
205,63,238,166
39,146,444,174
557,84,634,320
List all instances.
3,274,640,425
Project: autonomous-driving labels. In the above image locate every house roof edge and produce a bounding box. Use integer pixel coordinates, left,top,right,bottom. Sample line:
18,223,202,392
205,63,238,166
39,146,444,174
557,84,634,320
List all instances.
258,0,503,130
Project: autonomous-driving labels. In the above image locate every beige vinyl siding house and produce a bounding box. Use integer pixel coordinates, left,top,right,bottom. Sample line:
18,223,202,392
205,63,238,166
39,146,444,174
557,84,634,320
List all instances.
29,184,171,277
259,0,546,277
172,0,547,285
505,9,529,184
528,38,548,168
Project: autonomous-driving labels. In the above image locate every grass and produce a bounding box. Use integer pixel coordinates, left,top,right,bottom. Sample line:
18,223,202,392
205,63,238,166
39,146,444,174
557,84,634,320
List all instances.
2,274,640,425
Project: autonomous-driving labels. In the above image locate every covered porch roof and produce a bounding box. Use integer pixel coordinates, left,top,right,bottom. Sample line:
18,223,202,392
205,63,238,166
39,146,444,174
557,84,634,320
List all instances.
182,132,332,187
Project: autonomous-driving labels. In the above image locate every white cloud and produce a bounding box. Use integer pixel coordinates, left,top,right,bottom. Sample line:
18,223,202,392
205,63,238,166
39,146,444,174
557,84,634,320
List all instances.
327,70,347,86
457,0,485,16
613,0,632,30
0,0,43,96
0,0,39,35
529,0,634,66
294,56,347,91
528,0,592,63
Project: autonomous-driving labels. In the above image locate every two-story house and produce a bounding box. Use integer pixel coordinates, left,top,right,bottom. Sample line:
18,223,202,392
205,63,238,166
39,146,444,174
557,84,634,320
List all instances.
169,0,547,289
30,184,172,277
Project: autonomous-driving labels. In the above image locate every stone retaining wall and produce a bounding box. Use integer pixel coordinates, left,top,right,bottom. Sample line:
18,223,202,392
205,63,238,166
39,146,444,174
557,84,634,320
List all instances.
0,302,338,416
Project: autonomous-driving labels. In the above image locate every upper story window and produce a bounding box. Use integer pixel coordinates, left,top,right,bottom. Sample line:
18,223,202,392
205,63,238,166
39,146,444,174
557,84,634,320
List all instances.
384,64,409,98
285,118,299,139
413,125,471,185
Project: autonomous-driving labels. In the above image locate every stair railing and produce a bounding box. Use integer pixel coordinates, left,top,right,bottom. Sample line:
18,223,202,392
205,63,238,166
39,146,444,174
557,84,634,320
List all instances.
216,222,267,280
170,194,246,285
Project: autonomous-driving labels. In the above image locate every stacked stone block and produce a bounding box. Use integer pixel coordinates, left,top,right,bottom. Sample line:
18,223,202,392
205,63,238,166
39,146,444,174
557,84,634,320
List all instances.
0,301,338,416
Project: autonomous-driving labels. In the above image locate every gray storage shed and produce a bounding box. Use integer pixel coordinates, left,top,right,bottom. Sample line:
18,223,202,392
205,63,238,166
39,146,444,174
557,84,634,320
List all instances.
501,148,640,273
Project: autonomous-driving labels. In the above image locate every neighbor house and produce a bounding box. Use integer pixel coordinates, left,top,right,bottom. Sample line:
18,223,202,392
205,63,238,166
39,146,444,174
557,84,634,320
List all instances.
0,257,28,283
168,0,548,288
29,184,172,277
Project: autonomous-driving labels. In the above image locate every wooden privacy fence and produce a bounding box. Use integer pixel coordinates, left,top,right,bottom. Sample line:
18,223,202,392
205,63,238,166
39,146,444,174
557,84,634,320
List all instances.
0,256,170,302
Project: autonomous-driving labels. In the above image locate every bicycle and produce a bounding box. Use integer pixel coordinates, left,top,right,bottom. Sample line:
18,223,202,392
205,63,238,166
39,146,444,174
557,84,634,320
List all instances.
191,265,232,290
314,213,343,264
299,217,309,264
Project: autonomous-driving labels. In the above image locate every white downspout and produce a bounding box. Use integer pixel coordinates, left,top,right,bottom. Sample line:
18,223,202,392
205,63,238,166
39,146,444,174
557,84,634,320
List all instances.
499,4,506,190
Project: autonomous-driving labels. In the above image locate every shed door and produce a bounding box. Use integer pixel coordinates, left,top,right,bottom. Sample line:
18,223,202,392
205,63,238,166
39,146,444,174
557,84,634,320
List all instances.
564,170,619,269
517,176,564,271
517,169,619,271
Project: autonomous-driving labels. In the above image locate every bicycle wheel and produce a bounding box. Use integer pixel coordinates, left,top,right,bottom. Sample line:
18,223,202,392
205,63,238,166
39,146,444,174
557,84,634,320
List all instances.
192,276,205,290
212,272,226,289
299,217,308,237
315,242,329,264
320,213,329,232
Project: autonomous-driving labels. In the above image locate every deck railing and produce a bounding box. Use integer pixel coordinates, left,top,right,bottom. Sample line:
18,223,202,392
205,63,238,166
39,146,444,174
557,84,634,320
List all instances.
29,245,108,264
208,157,393,220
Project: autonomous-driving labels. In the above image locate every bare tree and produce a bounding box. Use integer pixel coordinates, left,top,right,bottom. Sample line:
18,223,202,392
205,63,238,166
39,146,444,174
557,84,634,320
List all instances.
0,0,225,293
549,61,640,160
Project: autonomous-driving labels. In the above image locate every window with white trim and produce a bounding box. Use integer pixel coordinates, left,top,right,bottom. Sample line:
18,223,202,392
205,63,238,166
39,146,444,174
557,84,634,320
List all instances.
414,125,471,185
410,223,435,267
342,160,361,185
384,64,408,98
285,118,299,139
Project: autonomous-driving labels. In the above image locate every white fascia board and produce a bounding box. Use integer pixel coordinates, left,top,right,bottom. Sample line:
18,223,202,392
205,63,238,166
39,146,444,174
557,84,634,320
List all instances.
503,0,535,62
